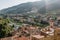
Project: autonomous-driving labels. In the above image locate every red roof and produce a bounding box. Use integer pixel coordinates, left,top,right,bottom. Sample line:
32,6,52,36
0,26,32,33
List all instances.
15,36,28,40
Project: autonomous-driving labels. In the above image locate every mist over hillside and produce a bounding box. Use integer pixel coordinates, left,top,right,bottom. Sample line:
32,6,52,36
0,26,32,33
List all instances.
0,0,60,15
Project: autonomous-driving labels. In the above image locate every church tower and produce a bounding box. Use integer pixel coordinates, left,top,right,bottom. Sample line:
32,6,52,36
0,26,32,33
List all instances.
49,16,56,28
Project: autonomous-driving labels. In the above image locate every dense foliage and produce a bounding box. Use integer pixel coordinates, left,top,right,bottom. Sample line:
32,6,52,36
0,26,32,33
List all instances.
0,18,13,38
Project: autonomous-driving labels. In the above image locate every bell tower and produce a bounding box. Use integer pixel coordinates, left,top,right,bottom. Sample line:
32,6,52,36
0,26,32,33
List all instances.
49,17,55,28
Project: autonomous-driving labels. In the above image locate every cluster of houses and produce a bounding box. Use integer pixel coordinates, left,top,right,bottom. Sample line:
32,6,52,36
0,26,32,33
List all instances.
0,15,60,40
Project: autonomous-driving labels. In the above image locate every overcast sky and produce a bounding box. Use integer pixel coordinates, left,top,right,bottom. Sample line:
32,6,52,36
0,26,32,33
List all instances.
0,0,41,10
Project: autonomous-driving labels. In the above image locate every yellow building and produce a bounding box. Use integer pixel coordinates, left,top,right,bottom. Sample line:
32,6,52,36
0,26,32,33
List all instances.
54,28,60,40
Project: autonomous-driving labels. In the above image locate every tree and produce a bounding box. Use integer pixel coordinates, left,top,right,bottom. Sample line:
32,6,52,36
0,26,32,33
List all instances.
0,19,13,38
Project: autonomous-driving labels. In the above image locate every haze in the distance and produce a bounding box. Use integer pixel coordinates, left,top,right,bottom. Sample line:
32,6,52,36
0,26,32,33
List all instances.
0,0,41,10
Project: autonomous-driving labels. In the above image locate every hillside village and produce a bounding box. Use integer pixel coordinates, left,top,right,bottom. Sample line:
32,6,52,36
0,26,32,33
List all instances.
0,0,60,40
0,15,60,40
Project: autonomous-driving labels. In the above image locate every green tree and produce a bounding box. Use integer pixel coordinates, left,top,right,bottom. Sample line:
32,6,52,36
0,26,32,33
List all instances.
0,19,13,38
